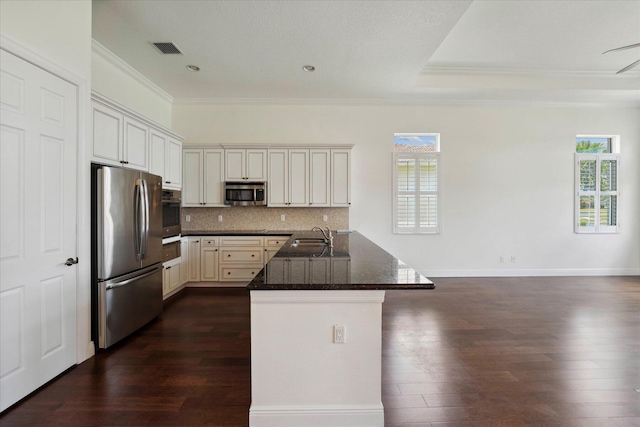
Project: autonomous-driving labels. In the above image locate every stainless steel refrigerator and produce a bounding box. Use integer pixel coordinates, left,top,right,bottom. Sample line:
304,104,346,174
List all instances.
94,165,163,349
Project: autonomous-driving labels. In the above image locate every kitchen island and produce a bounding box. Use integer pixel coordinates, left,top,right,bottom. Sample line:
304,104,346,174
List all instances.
247,231,434,427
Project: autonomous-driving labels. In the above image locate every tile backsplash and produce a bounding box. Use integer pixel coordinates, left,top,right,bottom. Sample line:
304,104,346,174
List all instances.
182,207,349,231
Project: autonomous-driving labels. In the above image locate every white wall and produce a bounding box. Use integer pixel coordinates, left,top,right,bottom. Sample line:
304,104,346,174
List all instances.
1,0,94,361
173,103,640,277
0,0,91,79
92,45,173,128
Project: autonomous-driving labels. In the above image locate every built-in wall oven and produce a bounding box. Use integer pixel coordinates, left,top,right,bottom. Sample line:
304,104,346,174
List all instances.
162,189,181,238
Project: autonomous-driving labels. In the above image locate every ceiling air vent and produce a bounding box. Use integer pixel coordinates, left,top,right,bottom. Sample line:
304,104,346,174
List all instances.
151,42,183,55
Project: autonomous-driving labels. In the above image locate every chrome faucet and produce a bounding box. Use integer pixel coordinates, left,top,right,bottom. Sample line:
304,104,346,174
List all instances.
312,226,333,249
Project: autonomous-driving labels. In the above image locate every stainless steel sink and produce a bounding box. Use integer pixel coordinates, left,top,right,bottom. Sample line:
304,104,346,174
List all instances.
290,238,328,247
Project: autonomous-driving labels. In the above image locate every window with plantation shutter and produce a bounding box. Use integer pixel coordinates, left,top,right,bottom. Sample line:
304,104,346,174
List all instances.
575,135,620,234
393,134,440,234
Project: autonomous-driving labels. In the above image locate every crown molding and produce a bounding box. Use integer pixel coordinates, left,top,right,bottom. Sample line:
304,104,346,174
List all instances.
420,66,640,79
92,39,173,104
172,96,639,109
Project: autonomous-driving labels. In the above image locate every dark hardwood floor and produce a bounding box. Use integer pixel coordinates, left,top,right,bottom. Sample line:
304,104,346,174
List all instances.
1,277,639,426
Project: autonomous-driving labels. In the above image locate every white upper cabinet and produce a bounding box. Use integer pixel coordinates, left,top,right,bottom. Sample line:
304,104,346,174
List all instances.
225,148,267,181
186,145,351,208
149,130,166,178
183,148,225,207
91,101,124,166
268,149,309,207
92,102,149,171
91,94,183,176
288,149,309,207
267,149,288,207
309,149,331,207
165,137,182,189
122,116,149,171
331,149,351,206
150,130,182,189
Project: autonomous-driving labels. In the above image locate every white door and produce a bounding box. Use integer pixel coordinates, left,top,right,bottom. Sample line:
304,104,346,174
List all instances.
1,49,78,411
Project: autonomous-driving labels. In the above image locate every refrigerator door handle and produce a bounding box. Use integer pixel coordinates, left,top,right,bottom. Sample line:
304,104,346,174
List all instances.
134,178,144,261
141,179,150,260
105,267,159,290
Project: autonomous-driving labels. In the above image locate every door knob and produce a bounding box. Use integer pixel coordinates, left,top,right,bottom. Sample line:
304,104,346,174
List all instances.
65,257,79,266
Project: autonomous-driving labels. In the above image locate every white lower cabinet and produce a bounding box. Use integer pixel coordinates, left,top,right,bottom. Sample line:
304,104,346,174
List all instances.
182,235,291,285
200,238,219,281
264,236,288,265
219,236,264,282
163,258,182,298
187,237,202,281
180,237,189,285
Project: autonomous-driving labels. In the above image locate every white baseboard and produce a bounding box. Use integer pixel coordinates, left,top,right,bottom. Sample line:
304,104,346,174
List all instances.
420,267,640,278
249,404,384,427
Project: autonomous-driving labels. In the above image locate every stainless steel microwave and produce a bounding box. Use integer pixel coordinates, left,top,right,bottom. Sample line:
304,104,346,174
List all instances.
224,182,266,206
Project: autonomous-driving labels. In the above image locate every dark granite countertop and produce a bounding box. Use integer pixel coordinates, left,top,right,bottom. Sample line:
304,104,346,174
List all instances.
247,231,435,291
182,230,294,236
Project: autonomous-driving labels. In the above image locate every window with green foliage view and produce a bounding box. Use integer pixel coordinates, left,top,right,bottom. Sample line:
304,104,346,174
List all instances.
575,136,619,233
393,134,440,234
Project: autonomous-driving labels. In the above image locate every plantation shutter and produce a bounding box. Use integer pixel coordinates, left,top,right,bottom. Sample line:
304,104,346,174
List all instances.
394,153,440,233
575,154,619,233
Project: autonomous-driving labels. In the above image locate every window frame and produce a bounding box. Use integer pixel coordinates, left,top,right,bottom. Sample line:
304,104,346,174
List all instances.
393,151,442,235
574,135,620,234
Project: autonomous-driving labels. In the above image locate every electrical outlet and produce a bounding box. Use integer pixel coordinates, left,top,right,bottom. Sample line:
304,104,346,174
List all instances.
323,214,328,222
185,215,191,222
333,324,346,344
511,256,516,263
218,215,223,222
281,214,285,221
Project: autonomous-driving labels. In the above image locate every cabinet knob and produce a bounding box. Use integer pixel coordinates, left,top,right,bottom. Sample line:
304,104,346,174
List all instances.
166,266,172,270
215,249,218,252
227,272,231,275
251,272,255,275
166,181,171,184
251,254,255,257
227,254,231,257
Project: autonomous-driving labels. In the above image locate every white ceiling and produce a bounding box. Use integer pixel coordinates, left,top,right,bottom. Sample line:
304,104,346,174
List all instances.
92,0,640,106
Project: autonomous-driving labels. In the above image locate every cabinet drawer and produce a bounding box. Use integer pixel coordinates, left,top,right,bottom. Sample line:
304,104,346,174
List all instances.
201,238,218,246
219,236,263,247
220,266,262,281
219,247,263,264
264,236,289,247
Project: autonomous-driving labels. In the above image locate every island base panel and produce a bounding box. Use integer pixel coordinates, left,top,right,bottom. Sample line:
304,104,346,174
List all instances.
249,290,385,427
